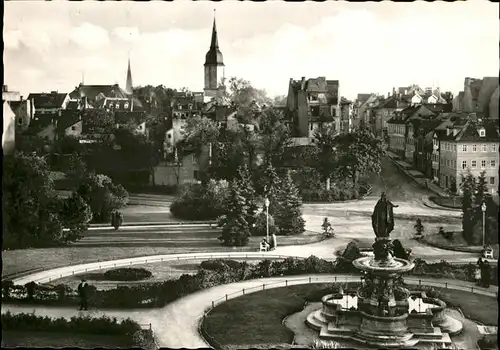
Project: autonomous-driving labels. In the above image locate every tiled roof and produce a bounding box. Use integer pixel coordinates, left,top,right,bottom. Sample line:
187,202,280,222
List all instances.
422,103,452,113
27,92,67,109
57,110,82,132
66,100,80,110
69,84,128,100
356,94,371,103
455,120,499,142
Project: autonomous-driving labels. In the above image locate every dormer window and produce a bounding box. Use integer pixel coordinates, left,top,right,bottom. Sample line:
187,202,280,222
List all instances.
115,103,120,109
124,102,129,109
479,128,485,137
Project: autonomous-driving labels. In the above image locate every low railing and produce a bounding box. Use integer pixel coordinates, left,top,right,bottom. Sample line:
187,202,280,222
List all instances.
12,253,307,286
200,275,498,349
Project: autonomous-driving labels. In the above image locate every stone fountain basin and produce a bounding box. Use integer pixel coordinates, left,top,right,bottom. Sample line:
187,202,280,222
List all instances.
353,256,415,274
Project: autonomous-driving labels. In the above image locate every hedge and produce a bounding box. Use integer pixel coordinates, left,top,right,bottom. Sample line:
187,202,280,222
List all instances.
2,253,495,309
300,183,371,203
1,311,140,336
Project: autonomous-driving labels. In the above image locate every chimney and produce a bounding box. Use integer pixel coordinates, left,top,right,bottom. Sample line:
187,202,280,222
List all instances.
392,87,396,96
301,77,306,90
3,85,8,92
388,92,390,98
51,91,58,94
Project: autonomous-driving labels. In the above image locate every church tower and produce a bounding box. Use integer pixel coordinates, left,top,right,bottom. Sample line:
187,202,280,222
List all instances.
125,57,133,95
204,11,225,102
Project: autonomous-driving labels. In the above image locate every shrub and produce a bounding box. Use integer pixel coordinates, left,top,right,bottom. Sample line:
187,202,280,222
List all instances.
200,260,228,271
103,268,152,281
170,180,230,220
1,311,141,336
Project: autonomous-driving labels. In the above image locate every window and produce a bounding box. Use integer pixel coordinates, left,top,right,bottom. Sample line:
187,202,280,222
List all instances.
454,144,457,152
492,144,497,152
491,160,496,168
124,103,129,109
192,154,198,164
471,160,477,168
71,126,76,131
462,144,467,152
17,118,22,125
193,170,200,180
481,160,486,168
167,134,172,139
115,103,120,109
490,177,495,185
462,160,467,169
479,129,485,137
472,144,477,152
310,124,313,131
481,144,487,152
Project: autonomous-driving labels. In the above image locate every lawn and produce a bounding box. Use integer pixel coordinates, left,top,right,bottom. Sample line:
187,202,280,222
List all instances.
423,233,499,258
202,284,498,347
1,330,133,348
203,284,338,346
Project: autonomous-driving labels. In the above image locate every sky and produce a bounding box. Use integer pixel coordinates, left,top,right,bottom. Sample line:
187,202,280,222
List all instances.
3,1,499,101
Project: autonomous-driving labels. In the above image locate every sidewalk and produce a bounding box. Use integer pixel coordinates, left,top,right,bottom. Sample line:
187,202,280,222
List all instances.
386,152,449,198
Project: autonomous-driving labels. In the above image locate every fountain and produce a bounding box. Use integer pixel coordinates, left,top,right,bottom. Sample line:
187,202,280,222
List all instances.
306,193,458,348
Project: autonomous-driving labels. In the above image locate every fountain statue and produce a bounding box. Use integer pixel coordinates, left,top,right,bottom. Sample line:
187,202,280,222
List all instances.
305,193,458,348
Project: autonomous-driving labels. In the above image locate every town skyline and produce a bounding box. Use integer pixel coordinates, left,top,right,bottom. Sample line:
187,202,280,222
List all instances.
4,1,499,100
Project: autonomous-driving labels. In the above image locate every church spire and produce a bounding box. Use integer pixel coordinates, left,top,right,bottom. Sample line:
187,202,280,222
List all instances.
125,56,133,95
210,9,219,49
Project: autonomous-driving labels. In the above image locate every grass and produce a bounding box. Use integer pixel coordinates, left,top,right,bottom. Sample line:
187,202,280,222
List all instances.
203,284,498,348
423,233,499,258
203,284,337,346
1,330,133,348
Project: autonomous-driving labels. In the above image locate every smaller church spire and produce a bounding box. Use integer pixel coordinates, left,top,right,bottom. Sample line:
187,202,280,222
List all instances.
211,9,219,49
126,55,133,95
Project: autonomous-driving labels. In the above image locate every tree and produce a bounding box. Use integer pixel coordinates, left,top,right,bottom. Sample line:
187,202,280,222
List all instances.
460,171,476,244
2,152,87,248
258,108,292,167
312,124,338,189
224,77,272,122
475,170,488,206
218,180,251,246
333,127,386,190
274,171,305,235
59,193,93,241
235,165,259,228
77,174,129,223
182,115,220,156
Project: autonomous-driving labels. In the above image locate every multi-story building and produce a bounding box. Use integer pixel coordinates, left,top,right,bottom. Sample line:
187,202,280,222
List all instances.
286,76,338,141
2,85,21,102
433,116,499,194
453,77,499,118
339,97,353,134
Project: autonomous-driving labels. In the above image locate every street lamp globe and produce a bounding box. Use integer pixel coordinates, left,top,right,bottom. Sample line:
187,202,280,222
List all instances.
264,198,270,208
481,202,487,212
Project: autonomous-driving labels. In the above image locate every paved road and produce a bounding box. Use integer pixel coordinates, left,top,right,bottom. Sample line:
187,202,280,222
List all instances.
2,274,497,349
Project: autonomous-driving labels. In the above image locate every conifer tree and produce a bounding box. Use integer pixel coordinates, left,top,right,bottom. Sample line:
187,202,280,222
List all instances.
275,171,305,235
236,165,258,227
218,180,251,246
475,170,488,206
460,171,476,244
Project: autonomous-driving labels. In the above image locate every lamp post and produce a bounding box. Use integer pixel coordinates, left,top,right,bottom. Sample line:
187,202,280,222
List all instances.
264,198,270,244
481,202,487,248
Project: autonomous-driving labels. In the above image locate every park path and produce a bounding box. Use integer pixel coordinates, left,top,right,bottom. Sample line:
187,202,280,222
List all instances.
2,274,497,349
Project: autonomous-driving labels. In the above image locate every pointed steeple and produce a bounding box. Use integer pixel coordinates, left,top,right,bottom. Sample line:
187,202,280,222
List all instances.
204,9,224,66
210,10,219,49
125,56,133,95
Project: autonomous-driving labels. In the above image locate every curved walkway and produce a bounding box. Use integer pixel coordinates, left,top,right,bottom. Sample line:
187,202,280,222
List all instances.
2,274,497,349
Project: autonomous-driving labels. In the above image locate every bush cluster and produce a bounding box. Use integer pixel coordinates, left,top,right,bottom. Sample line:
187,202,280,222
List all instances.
170,180,229,220
103,268,153,281
2,245,496,309
1,311,140,336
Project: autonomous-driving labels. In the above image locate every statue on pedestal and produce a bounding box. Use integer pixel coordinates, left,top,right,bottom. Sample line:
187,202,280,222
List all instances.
371,192,398,239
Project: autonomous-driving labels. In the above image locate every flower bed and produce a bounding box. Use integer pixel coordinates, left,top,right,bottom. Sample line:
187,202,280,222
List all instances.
103,268,153,281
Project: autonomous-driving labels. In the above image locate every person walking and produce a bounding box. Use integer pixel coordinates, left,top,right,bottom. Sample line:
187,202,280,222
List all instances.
481,261,491,288
77,279,89,311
